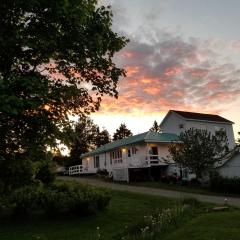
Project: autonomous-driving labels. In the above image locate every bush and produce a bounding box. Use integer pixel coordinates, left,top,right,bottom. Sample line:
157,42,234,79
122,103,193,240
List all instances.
210,175,240,194
0,158,35,191
9,185,45,216
46,182,111,214
0,197,15,220
96,169,108,176
35,161,56,185
0,181,111,219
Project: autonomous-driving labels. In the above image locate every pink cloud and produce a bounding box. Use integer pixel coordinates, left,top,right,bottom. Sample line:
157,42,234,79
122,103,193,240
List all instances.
96,32,240,116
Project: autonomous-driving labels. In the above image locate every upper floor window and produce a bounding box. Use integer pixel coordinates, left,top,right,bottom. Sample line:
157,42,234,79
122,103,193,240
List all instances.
215,126,226,132
214,126,226,136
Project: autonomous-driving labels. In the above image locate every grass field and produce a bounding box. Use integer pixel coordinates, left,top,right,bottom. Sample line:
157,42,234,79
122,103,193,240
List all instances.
0,189,239,240
164,211,240,240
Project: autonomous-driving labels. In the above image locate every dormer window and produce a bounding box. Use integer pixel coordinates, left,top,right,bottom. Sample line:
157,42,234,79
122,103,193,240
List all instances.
215,126,226,134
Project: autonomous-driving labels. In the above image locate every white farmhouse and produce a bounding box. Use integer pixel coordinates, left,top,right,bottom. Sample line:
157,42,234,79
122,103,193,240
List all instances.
160,110,236,150
71,132,179,182
69,110,240,181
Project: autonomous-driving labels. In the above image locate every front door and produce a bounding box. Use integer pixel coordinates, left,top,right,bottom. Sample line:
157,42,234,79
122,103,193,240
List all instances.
151,146,158,155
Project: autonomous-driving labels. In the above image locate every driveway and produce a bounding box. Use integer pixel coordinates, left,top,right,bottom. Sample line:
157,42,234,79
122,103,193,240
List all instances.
58,176,240,207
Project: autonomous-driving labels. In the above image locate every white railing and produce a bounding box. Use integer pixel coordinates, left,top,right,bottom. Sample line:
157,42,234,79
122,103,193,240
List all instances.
69,165,87,175
145,155,169,166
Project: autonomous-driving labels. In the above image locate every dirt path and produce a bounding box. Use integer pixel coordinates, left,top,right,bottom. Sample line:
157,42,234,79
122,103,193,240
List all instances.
58,176,240,207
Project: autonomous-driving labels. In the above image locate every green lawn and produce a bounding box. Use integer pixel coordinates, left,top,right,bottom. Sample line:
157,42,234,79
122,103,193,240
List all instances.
0,190,240,240
0,191,177,240
164,211,240,240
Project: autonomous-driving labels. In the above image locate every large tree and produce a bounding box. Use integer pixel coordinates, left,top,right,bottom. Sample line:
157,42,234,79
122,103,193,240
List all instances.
149,120,162,133
168,128,229,179
95,127,111,147
113,123,132,141
0,0,128,161
70,117,98,164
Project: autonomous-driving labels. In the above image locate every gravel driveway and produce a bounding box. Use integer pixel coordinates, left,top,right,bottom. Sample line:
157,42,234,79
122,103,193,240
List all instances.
58,176,240,207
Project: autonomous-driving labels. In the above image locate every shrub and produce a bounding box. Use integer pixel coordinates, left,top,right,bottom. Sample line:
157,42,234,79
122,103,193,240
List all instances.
35,161,56,185
9,185,45,216
96,169,108,176
0,197,15,220
46,182,111,214
0,181,111,219
210,175,240,194
0,158,35,191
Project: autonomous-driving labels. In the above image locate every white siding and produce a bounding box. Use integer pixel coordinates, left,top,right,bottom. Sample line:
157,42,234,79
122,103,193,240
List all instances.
161,112,186,135
185,121,235,149
126,143,147,167
161,112,235,150
82,142,173,174
218,153,240,178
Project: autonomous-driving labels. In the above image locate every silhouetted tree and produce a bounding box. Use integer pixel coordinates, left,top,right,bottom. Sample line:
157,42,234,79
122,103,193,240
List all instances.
95,128,111,147
169,128,229,179
0,0,128,163
70,117,98,164
113,123,132,141
149,120,162,133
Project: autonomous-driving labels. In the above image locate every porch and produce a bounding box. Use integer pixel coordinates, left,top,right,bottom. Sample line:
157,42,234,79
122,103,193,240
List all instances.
68,165,96,175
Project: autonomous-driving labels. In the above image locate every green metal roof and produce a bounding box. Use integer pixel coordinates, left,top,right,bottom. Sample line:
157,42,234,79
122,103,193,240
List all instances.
81,131,179,158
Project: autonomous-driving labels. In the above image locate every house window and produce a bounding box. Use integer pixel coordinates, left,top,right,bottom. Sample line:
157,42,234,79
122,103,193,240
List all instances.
110,149,122,164
128,149,131,157
94,156,100,168
215,126,226,134
110,152,112,165
151,147,158,155
182,169,189,180
132,146,137,155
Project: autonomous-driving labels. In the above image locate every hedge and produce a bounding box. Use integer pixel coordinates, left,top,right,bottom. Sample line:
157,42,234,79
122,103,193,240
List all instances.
0,181,111,219
210,175,240,194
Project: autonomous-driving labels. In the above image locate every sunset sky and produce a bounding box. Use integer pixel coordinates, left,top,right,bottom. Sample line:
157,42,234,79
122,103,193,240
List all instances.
92,0,240,139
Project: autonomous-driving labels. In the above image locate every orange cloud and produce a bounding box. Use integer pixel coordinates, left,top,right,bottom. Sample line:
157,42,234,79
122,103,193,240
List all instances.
91,33,240,120
171,90,184,97
164,67,182,76
143,87,162,95
122,51,134,58
204,81,220,90
126,66,140,76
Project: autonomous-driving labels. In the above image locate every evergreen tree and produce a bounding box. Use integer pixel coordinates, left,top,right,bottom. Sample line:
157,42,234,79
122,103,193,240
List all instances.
70,117,98,164
149,120,162,133
113,123,132,141
95,128,111,147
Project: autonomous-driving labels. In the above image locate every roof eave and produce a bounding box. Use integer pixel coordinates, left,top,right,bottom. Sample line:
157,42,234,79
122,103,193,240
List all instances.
185,118,234,125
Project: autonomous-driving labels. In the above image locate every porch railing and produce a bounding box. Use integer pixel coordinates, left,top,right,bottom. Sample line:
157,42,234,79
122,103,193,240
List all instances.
69,165,88,175
145,155,169,166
